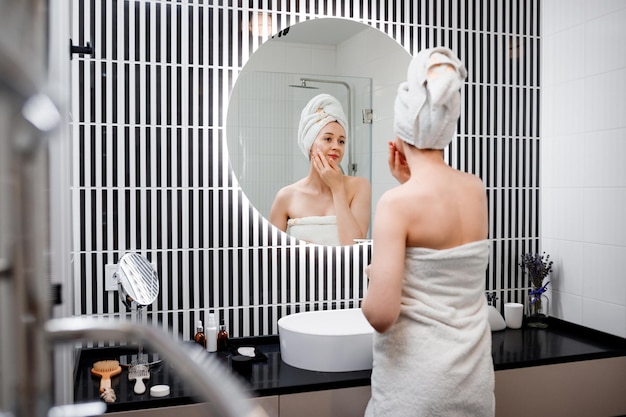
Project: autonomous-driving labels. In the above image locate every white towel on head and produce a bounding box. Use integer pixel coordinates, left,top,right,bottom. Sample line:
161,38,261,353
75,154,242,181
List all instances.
394,47,467,150
297,94,349,159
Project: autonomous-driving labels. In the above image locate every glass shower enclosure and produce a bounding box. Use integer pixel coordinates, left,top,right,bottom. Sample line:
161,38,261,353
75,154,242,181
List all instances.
227,71,372,221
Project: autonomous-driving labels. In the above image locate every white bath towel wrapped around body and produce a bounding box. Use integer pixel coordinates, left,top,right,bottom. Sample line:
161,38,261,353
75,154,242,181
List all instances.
365,239,494,417
286,216,339,246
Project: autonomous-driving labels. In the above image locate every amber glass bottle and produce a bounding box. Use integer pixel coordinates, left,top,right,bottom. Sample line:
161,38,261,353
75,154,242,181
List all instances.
217,320,229,351
194,320,206,349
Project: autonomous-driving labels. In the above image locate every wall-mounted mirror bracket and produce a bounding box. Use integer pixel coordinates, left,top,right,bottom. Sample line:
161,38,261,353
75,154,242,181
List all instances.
69,39,93,59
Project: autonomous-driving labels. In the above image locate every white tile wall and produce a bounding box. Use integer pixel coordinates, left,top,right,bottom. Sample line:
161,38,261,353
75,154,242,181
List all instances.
584,129,626,187
542,0,626,337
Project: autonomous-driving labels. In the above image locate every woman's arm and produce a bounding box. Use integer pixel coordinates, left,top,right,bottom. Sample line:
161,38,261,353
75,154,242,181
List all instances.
347,176,372,236
361,193,406,332
313,149,371,245
268,188,290,232
333,176,371,245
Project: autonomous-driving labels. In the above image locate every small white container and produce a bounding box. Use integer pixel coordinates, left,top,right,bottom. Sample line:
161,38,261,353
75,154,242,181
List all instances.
206,312,218,352
504,303,524,329
150,385,170,397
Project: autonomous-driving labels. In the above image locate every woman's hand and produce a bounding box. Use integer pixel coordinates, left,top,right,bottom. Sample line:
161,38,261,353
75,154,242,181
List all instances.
313,148,344,191
388,141,410,184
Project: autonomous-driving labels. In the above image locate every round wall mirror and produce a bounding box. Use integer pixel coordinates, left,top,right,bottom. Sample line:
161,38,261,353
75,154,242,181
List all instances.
226,18,411,245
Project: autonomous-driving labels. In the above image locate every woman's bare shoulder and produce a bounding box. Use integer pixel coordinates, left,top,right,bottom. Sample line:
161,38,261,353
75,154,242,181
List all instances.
274,182,303,203
458,170,485,186
278,178,309,193
376,184,414,210
343,175,371,197
344,175,370,187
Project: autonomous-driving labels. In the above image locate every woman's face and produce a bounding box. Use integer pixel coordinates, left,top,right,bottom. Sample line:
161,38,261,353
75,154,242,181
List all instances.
310,121,346,163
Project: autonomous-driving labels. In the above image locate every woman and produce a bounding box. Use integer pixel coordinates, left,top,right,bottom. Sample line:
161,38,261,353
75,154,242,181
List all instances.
269,94,371,246
361,48,495,416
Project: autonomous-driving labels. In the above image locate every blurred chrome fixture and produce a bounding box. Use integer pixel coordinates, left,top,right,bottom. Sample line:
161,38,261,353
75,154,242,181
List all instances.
22,92,61,133
45,318,270,417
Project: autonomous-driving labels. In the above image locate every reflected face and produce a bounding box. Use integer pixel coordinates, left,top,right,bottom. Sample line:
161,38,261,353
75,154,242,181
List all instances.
310,121,346,163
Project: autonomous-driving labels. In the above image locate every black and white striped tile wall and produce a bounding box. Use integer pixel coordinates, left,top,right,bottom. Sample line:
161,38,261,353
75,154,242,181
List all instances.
70,0,540,340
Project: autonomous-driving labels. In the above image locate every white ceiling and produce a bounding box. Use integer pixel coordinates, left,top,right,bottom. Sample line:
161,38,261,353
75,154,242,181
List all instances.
270,18,369,46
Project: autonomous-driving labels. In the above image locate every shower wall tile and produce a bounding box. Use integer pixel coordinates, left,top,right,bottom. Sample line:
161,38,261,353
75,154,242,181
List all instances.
552,290,583,325
71,0,541,341
541,187,585,241
551,80,585,136
584,68,626,132
583,297,626,337
542,238,584,296
583,188,626,247
542,133,585,188
542,0,588,35
584,7,626,77
583,129,626,187
585,0,626,20
542,26,585,85
581,243,626,306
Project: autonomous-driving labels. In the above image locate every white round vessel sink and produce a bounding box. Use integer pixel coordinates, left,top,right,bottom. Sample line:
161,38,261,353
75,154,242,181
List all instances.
278,308,374,372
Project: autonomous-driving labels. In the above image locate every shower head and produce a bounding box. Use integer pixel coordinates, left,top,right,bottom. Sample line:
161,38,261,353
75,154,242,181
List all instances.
288,79,319,89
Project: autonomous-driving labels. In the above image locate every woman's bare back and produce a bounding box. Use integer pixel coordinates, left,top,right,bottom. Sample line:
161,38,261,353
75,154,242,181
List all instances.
390,165,488,250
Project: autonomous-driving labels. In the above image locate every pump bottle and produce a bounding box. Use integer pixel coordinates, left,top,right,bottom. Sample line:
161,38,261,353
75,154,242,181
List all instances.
206,313,218,352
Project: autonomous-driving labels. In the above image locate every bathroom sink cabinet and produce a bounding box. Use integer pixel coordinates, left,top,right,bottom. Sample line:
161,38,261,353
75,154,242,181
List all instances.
103,360,626,417
279,386,369,417
495,356,626,417
75,320,626,416
104,387,369,417
104,396,278,417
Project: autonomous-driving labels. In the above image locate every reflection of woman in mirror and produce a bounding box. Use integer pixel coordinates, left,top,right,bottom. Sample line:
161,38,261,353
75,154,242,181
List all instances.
361,48,494,416
269,94,371,246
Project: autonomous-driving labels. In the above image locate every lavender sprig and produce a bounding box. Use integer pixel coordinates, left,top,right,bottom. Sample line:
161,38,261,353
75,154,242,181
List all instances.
520,252,553,289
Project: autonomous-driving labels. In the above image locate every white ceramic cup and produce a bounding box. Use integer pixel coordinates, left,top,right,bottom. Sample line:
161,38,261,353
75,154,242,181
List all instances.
504,302,524,329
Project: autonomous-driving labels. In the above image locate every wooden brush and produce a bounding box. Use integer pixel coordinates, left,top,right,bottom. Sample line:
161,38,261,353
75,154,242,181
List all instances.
91,360,122,393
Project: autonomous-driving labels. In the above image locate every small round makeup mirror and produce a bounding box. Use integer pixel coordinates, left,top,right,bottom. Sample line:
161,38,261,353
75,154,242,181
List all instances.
116,252,159,310
116,253,161,367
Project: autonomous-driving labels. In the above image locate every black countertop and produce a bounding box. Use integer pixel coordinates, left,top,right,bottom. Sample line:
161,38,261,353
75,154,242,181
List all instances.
74,319,626,413
491,319,626,370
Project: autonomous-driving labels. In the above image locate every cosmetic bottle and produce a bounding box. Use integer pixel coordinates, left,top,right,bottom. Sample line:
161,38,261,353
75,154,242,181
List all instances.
217,320,229,351
194,320,206,349
206,313,218,352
